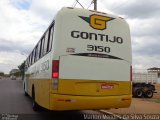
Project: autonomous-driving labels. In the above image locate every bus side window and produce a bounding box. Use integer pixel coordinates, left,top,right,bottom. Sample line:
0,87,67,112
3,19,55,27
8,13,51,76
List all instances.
30,53,32,65
34,46,37,63
31,51,34,65
43,30,49,55
39,37,45,58
28,56,30,67
27,57,29,67
37,41,40,60
34,45,38,62
33,49,36,64
26,58,28,68
48,22,55,52
29,52,32,65
32,49,35,64
27,58,29,67
29,55,31,66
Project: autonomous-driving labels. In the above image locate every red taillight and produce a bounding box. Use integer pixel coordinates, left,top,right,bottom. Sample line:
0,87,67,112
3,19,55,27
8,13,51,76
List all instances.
130,65,132,81
52,72,59,78
52,60,59,78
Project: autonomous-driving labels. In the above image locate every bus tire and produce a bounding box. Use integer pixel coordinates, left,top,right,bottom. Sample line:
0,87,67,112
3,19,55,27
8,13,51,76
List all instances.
25,92,28,96
32,87,39,111
145,90,153,98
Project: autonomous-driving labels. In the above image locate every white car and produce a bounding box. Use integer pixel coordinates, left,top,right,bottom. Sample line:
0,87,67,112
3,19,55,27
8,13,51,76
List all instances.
10,75,16,80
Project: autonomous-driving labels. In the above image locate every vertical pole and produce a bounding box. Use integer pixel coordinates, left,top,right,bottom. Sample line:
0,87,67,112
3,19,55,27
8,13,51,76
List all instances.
94,0,97,10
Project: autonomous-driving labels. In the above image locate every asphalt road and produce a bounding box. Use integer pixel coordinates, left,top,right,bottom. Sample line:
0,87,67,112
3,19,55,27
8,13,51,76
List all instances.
0,78,112,120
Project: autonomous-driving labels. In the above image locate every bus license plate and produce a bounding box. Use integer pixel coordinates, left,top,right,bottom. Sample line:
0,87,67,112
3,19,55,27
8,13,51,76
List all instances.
101,83,113,89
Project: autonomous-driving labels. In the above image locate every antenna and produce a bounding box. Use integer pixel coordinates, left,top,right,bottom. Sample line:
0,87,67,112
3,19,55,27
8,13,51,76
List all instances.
93,0,97,10
72,0,97,10
87,0,94,9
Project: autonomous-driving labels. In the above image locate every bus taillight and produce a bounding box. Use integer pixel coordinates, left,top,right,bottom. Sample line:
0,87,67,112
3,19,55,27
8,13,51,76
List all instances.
52,60,59,89
52,60,59,78
130,65,132,81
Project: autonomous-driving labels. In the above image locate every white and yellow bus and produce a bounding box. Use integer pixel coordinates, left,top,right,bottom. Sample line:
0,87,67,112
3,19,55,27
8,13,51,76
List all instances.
23,7,132,111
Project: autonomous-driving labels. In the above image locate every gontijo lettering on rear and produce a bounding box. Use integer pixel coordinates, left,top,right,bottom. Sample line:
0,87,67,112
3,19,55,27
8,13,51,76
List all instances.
71,14,124,54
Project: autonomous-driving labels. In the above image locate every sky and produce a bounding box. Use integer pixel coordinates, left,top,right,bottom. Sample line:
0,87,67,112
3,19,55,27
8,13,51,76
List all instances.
0,0,160,74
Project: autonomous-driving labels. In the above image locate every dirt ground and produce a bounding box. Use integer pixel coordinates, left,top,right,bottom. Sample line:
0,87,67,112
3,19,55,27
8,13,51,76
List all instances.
108,84,160,114
153,84,160,99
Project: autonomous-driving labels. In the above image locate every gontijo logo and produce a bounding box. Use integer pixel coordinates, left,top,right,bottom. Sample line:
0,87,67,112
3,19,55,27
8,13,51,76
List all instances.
79,14,114,30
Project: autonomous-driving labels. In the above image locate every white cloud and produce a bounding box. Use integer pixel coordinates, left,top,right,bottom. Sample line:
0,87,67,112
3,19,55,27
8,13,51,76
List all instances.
0,51,26,73
0,0,43,44
133,54,160,69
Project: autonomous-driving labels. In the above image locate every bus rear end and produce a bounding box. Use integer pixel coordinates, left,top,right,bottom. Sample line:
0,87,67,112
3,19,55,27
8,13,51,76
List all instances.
50,7,132,110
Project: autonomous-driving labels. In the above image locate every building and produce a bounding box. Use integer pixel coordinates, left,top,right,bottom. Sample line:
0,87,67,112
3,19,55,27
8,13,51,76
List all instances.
147,67,160,83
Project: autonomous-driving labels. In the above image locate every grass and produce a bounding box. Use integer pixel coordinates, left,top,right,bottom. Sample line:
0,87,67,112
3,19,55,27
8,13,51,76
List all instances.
141,98,160,103
152,99,160,103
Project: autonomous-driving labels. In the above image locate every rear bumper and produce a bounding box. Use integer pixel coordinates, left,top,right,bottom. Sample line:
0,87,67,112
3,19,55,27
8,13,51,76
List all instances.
49,94,132,111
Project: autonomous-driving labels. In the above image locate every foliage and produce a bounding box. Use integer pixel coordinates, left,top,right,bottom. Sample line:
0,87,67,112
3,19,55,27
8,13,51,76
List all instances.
0,72,4,76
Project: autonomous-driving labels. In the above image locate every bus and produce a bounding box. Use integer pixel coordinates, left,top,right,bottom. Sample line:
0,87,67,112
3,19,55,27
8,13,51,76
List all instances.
23,7,132,111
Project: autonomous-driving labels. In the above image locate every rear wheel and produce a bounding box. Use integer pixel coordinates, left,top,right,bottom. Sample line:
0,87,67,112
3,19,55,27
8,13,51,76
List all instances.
32,88,40,111
25,92,28,96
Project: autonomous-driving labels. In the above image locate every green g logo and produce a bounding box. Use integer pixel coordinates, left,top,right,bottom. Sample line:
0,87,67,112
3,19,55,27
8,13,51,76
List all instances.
79,14,114,30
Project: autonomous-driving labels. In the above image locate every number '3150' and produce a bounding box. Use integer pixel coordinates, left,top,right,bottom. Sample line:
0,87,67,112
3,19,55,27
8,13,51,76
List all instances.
87,45,110,53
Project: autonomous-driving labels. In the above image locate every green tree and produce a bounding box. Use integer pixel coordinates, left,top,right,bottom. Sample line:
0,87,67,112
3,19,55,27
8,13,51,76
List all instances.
0,72,4,76
9,69,20,77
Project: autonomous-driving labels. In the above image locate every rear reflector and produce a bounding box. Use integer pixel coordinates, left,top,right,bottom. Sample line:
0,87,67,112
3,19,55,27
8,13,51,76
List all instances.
52,60,59,78
122,98,131,101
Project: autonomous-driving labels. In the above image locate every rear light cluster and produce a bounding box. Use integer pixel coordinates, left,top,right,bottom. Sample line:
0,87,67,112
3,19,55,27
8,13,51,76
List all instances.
52,60,59,78
52,60,59,90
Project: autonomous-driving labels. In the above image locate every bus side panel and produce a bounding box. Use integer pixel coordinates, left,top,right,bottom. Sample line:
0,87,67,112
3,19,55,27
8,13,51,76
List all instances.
27,78,33,97
34,79,51,110
26,49,52,109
